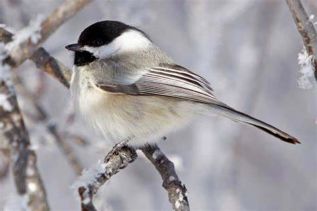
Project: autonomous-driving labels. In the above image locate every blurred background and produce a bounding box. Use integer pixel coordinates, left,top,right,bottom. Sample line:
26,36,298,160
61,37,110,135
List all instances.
0,0,317,210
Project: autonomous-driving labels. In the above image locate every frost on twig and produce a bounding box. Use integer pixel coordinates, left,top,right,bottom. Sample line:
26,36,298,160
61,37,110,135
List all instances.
141,144,190,211
5,15,44,52
286,0,317,81
75,142,137,211
5,0,93,67
0,52,13,112
297,48,315,89
1,26,71,87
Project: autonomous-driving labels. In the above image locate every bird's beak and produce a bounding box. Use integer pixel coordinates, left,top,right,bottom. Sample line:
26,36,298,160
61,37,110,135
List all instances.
65,43,83,52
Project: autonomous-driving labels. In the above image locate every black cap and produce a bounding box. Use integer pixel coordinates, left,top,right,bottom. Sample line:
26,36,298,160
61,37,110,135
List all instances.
77,20,148,47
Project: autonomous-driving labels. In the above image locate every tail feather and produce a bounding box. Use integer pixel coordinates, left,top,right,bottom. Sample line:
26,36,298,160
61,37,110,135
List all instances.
213,104,300,144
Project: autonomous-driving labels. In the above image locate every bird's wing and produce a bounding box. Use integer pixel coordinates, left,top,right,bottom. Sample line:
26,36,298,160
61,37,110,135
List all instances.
96,63,220,104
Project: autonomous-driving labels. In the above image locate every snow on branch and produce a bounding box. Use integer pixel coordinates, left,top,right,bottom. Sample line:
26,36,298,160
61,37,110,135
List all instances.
5,15,44,52
74,142,138,211
0,27,71,87
297,48,315,88
5,0,93,67
141,144,190,211
286,0,317,83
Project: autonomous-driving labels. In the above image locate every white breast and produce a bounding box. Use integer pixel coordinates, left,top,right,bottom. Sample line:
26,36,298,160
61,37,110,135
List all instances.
70,66,111,137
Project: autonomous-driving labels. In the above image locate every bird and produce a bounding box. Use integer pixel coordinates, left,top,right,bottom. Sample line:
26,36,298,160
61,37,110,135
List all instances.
65,20,300,147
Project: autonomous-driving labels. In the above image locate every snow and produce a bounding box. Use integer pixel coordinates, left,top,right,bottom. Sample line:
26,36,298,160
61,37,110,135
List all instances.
174,188,185,209
0,94,13,112
0,43,13,112
175,200,181,209
152,149,161,160
297,48,315,89
5,15,44,52
0,24,15,34
72,160,106,190
27,182,38,193
309,14,315,21
0,42,12,85
168,176,176,182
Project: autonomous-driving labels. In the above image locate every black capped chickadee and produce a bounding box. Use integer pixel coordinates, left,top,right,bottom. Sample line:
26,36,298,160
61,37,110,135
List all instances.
66,20,300,146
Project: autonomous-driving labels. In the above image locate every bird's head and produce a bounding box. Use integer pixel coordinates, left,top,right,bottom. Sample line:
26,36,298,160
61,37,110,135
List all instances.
66,20,151,66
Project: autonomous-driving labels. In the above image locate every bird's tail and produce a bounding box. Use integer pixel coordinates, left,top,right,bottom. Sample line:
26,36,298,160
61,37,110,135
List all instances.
210,103,300,144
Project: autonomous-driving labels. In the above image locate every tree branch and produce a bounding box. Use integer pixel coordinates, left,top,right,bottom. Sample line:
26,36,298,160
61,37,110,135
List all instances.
286,0,317,80
141,144,190,211
0,49,49,211
31,48,71,88
76,142,137,211
5,0,93,67
0,28,71,88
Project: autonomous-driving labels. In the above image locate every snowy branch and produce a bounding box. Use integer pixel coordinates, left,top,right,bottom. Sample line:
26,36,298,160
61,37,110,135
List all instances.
286,0,317,81
0,50,49,211
75,142,137,211
0,28,71,88
4,0,93,67
141,144,190,211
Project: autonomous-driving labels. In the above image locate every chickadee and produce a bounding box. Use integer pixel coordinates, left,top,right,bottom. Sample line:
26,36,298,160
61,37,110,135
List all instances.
66,20,300,146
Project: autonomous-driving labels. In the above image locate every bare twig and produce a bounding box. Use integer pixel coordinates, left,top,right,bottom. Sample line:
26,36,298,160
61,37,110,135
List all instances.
14,76,83,175
61,132,89,146
31,48,71,88
77,142,137,211
141,144,189,211
48,124,83,175
5,0,93,67
286,0,317,80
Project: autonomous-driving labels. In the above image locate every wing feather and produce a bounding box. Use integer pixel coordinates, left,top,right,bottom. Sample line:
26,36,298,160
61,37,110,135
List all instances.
97,63,218,104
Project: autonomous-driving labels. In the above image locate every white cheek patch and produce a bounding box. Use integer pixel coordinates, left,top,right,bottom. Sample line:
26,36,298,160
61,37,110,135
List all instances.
82,30,151,59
